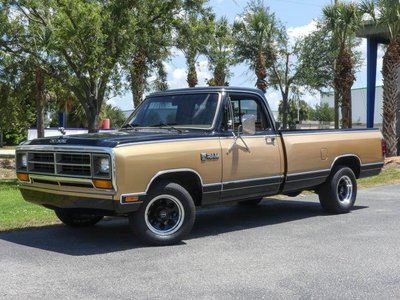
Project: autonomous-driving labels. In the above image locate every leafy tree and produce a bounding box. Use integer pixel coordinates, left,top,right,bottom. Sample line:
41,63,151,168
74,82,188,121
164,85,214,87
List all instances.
233,0,280,92
310,103,335,122
0,1,44,138
122,0,209,105
297,25,336,93
205,17,234,86
151,60,169,92
99,104,126,129
268,29,305,129
0,60,36,144
124,0,179,107
322,1,362,129
297,26,340,128
278,99,312,130
1,0,130,132
361,0,400,156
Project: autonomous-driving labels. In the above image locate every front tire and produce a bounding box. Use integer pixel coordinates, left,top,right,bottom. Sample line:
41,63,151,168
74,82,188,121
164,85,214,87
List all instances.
129,180,196,246
55,209,103,227
319,166,357,214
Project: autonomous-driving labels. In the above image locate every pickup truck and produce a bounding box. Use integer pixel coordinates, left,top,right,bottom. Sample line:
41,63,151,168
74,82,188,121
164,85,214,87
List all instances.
16,87,385,245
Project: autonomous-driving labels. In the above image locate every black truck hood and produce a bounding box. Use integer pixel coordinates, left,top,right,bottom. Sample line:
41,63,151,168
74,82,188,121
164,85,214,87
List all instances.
24,129,213,148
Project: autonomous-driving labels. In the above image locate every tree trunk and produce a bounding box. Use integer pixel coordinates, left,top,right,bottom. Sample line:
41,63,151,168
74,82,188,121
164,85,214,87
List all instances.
35,67,45,138
334,47,355,129
382,38,400,157
282,96,289,130
187,55,198,87
255,51,267,93
86,108,99,133
334,91,339,129
131,52,147,108
213,64,226,86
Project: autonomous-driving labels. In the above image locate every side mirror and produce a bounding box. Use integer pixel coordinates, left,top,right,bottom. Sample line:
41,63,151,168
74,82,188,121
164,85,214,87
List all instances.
241,114,256,135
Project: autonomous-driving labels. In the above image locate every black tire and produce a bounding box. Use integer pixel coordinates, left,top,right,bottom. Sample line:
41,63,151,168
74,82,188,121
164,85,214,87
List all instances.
319,166,357,214
55,209,103,227
238,198,263,206
129,180,196,246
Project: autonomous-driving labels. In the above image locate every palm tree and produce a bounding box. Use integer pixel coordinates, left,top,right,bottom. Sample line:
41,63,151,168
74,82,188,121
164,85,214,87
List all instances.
125,0,175,107
204,17,234,86
233,0,279,93
176,9,214,88
322,1,361,129
361,0,400,157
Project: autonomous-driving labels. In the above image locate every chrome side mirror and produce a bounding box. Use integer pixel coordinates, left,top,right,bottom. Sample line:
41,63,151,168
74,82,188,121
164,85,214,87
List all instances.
241,114,256,135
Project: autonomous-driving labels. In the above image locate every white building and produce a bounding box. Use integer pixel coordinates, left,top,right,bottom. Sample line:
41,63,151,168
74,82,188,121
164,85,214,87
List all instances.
321,86,383,127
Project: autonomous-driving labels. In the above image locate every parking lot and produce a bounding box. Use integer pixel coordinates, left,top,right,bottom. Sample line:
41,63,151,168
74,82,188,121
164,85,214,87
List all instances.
1,184,399,299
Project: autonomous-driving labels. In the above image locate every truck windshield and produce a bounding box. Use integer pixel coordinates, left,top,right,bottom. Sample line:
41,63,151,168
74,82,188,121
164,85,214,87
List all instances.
124,93,220,129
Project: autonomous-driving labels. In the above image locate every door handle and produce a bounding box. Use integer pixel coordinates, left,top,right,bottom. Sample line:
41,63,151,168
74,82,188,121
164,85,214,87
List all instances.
265,136,276,145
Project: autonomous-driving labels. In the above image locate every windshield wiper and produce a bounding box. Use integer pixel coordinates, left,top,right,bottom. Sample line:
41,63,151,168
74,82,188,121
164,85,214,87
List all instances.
150,122,183,133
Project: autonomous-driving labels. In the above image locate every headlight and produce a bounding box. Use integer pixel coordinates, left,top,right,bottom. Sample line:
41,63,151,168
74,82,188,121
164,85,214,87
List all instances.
93,155,111,178
99,157,110,173
21,154,28,168
17,152,28,170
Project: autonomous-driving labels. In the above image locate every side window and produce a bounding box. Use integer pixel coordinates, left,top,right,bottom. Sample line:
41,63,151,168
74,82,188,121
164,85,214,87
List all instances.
229,96,271,132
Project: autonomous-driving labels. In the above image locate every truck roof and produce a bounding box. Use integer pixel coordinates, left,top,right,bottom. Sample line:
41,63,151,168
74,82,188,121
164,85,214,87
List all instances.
149,86,266,98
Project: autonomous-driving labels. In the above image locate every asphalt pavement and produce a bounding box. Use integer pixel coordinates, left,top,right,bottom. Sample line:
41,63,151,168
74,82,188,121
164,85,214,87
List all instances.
1,184,399,299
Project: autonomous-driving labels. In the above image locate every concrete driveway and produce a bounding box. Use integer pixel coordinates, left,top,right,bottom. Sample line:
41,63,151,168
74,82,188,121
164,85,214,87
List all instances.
1,184,399,299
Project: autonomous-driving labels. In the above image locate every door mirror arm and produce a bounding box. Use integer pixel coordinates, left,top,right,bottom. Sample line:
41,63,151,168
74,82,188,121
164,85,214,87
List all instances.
227,125,250,154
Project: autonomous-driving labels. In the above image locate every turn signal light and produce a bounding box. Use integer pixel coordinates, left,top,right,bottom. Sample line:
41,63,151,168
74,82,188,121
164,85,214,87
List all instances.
125,196,139,202
17,173,29,182
93,179,113,189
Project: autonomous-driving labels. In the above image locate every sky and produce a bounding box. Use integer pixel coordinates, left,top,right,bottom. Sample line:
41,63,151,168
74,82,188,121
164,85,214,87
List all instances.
109,0,384,112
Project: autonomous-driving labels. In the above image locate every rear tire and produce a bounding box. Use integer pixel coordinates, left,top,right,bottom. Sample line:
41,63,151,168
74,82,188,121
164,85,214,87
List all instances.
129,180,196,246
319,166,357,214
55,209,103,227
238,198,263,206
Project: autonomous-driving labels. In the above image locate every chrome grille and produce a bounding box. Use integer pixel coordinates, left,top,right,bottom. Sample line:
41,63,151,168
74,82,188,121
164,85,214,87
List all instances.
57,164,91,177
32,152,54,162
30,163,55,174
23,151,93,178
58,153,90,165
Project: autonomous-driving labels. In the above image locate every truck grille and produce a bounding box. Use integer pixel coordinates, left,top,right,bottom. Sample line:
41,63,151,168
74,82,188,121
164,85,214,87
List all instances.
24,152,93,178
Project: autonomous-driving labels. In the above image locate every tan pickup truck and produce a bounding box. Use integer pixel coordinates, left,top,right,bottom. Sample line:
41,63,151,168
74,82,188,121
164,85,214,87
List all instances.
16,87,385,245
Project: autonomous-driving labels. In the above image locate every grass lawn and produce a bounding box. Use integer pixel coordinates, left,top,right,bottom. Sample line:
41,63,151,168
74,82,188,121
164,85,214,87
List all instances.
0,168,400,232
0,180,59,231
358,168,400,188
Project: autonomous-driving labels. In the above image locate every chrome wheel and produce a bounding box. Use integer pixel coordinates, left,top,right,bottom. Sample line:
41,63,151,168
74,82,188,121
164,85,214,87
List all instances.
144,195,185,236
319,166,357,214
336,175,353,205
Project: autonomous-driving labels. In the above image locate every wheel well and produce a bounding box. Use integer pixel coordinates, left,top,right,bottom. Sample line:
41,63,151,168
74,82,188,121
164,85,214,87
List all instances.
148,172,203,206
331,156,361,178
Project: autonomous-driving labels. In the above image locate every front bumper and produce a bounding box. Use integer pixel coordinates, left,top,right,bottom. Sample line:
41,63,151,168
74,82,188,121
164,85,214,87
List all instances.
19,186,142,215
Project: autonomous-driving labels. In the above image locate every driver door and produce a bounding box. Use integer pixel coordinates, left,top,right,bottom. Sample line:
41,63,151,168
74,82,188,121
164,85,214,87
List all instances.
219,92,284,201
